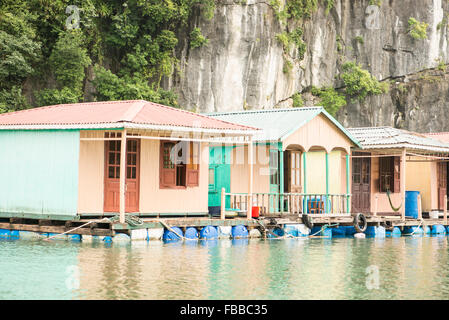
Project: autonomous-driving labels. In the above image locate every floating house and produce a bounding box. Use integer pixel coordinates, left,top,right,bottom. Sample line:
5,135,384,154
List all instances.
347,127,449,219
206,107,361,216
0,100,256,224
424,132,449,214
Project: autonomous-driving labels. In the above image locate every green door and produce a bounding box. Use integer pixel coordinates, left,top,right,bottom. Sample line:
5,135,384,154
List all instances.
208,146,231,215
269,148,280,213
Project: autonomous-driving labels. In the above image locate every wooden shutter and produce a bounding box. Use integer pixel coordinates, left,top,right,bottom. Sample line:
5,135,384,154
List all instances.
186,142,200,187
284,151,290,192
379,156,399,193
393,156,400,193
379,157,386,192
160,141,176,188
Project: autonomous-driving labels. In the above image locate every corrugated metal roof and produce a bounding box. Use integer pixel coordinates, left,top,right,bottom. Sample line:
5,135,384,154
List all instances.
424,132,449,143
0,100,258,134
348,126,449,153
205,107,360,146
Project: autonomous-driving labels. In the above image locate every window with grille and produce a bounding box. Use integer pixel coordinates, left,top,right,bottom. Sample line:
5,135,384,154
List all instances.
160,141,200,188
379,156,400,193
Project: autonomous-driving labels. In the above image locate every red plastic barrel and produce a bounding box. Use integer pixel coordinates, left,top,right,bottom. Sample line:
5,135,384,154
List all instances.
252,206,260,218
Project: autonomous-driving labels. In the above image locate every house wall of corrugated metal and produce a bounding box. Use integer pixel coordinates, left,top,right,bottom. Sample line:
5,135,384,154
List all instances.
0,130,80,219
78,130,104,214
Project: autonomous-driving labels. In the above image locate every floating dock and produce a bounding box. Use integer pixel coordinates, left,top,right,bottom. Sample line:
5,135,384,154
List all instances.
0,213,448,242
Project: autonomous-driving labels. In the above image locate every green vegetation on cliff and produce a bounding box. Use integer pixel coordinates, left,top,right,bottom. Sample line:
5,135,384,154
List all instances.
0,0,216,112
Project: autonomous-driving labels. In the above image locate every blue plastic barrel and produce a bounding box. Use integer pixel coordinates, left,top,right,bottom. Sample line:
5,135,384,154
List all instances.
162,227,184,241
267,227,284,238
200,226,218,240
0,229,11,238
405,191,420,219
331,227,346,237
231,225,249,239
184,227,199,240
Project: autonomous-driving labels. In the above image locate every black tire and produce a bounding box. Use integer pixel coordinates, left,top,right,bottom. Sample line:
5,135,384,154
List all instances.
382,221,394,231
353,213,367,233
302,214,314,230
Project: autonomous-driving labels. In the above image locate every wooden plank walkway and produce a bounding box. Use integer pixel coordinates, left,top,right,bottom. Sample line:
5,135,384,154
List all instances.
0,213,447,236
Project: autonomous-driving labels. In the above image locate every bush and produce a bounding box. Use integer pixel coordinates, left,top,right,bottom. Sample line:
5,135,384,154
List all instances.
34,87,81,107
311,86,346,116
292,93,304,107
0,12,41,86
49,31,91,92
341,61,389,100
276,28,306,60
408,17,428,40
190,27,208,49
91,65,179,107
0,86,29,113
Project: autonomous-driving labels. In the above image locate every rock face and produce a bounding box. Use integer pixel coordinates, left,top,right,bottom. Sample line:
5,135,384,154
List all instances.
169,0,449,132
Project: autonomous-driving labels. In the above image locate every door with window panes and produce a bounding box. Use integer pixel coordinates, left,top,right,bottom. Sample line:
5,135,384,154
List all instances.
285,150,302,193
351,152,371,213
438,162,447,211
104,132,140,212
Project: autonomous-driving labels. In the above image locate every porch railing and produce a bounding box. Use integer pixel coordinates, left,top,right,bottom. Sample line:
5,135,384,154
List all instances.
221,190,351,217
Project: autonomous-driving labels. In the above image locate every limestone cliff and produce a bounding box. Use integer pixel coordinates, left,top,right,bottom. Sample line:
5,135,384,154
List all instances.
168,0,449,132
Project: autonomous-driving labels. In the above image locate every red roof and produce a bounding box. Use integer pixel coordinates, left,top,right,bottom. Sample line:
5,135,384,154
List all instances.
0,100,255,131
424,132,449,143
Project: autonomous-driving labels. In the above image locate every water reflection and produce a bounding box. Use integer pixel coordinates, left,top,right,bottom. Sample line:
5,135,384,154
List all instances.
2,236,449,299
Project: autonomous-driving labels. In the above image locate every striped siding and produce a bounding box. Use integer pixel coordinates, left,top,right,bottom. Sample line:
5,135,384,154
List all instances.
0,130,80,218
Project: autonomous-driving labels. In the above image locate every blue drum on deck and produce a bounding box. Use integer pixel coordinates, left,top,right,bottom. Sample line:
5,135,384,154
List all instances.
405,191,420,219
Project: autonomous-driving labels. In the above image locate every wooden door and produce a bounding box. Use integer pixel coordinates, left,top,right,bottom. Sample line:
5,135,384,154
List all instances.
351,152,371,213
284,150,302,193
438,162,447,211
104,136,140,213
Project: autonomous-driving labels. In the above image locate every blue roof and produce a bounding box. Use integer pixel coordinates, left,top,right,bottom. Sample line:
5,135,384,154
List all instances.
206,107,360,147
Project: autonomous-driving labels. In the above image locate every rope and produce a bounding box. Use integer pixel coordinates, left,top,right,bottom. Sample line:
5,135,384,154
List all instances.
403,219,424,236
158,220,187,240
43,217,110,241
257,219,340,240
309,223,340,237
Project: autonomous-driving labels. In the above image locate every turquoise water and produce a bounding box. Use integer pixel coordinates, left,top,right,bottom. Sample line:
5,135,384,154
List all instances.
1,236,449,299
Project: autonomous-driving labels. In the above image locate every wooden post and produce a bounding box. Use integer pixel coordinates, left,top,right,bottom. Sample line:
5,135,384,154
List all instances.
400,148,406,221
346,154,350,213
373,194,378,216
444,195,447,224
303,152,307,213
418,194,422,220
325,152,329,213
119,129,127,224
279,143,284,214
220,187,226,220
247,138,253,219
